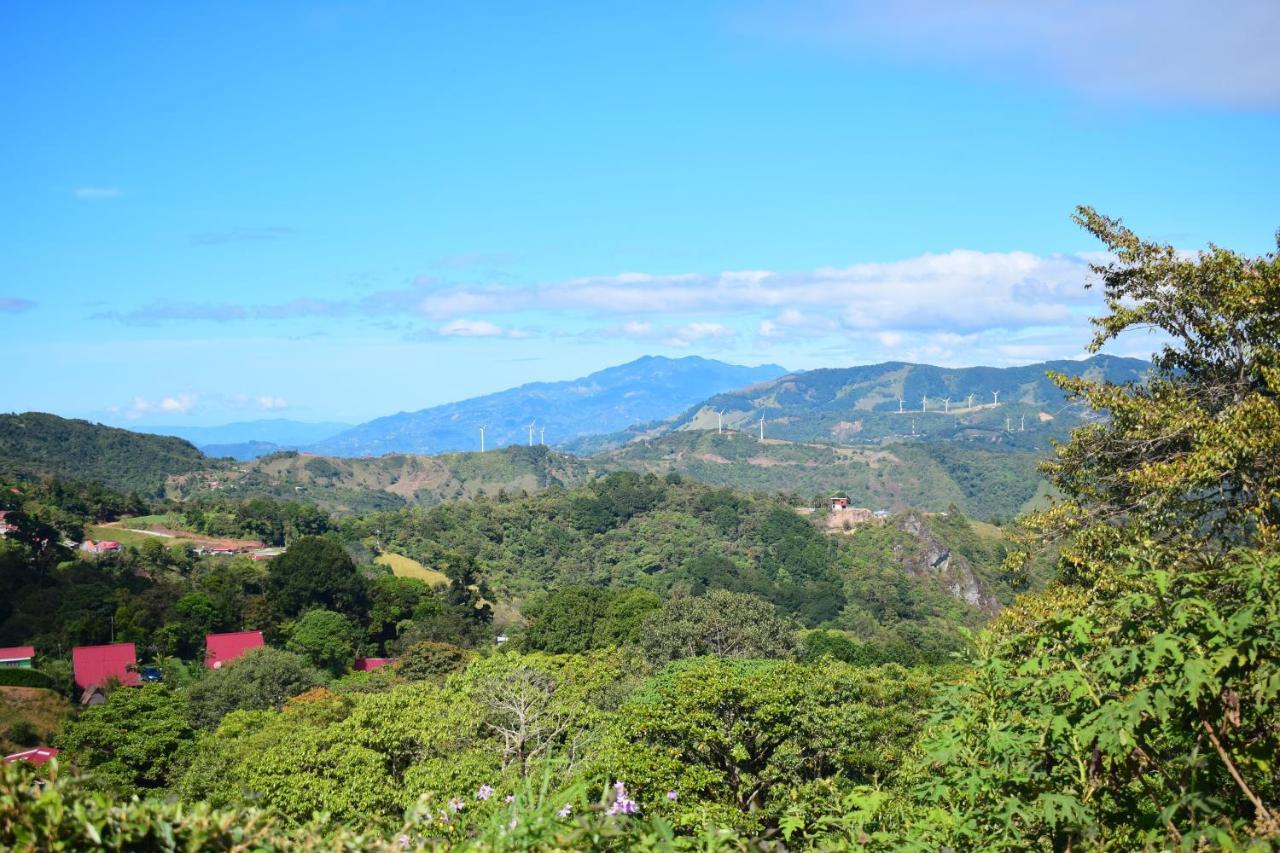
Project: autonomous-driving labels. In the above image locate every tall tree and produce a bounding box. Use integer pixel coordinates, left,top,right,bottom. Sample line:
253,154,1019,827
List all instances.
266,536,368,621
916,210,1280,849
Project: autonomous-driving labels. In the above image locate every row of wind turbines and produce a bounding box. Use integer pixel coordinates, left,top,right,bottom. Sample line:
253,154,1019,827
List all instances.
895,389,1001,414
477,422,545,452
473,389,1030,453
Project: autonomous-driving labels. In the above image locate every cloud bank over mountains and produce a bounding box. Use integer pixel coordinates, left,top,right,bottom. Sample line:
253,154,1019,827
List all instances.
96,248,1105,355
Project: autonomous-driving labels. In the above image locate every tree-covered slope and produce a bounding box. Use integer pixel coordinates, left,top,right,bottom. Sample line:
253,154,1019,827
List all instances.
593,430,1045,521
345,471,1020,648
581,354,1150,451
0,412,212,497
167,445,592,515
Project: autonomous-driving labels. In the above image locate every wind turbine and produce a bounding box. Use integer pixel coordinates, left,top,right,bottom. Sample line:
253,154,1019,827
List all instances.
911,418,917,436
758,416,765,442
967,393,975,409
540,426,545,445
527,422,535,446
942,397,951,413
897,398,905,414
921,395,928,413
992,390,1000,405
1020,415,1026,432
717,409,724,434
479,426,486,453
1006,416,1012,431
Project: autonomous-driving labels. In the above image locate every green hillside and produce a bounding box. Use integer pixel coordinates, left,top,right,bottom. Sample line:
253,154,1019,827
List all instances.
572,354,1150,451
347,471,1021,653
0,412,212,497
595,430,1045,521
167,444,592,514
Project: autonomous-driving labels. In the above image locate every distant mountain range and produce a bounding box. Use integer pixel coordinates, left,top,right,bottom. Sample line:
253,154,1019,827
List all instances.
3,354,1150,514
134,419,352,459
308,356,788,457
578,355,1150,451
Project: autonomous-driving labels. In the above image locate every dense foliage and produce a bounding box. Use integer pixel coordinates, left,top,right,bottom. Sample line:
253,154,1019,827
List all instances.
7,211,1274,849
908,208,1280,848
0,412,210,497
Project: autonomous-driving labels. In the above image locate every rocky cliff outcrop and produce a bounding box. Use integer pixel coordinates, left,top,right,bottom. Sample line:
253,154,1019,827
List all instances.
894,512,1002,616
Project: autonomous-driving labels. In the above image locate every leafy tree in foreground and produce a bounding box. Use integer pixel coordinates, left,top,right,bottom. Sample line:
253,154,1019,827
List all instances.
594,657,933,836
639,589,798,664
56,684,195,797
914,209,1280,849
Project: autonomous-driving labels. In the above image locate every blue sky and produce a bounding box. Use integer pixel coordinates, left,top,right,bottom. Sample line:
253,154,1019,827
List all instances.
3,1,1278,426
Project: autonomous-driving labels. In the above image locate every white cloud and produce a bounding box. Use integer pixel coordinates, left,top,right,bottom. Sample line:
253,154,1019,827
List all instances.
437,318,530,338
411,249,1097,337
255,395,288,409
98,247,1113,360
116,393,199,419
73,186,123,200
877,331,903,347
743,0,1280,107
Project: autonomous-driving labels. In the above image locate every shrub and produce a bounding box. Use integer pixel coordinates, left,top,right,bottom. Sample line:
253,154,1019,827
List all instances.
0,668,53,689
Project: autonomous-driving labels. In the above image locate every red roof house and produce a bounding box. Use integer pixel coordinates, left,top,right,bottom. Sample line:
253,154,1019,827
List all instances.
4,746,59,765
204,630,264,669
72,643,140,689
0,646,35,667
354,657,397,671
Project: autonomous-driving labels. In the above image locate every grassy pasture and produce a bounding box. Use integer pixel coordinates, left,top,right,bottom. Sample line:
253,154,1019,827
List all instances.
376,552,449,587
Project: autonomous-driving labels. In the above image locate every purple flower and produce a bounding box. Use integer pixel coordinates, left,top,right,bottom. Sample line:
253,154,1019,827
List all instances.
666,790,679,802
613,780,627,793
557,803,573,818
606,796,639,816
448,797,465,812
476,784,494,801
508,817,518,829
504,794,516,804
398,834,411,850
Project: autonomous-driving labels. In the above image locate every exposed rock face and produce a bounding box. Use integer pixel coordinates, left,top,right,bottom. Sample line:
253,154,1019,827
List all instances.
894,512,1001,616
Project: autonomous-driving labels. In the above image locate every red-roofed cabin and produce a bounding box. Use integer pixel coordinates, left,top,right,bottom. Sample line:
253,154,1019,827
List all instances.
830,497,850,510
4,746,59,765
354,657,396,672
0,646,35,669
81,540,122,554
72,643,140,691
204,630,264,669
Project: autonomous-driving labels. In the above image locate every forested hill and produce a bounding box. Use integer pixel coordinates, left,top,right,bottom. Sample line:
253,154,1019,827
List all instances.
575,354,1150,450
309,355,787,457
166,444,592,514
346,470,1021,652
0,412,212,497
595,430,1047,522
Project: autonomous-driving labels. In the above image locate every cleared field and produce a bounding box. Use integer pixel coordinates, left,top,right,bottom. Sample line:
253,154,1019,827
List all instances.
376,552,449,587
1,686,72,754
118,513,185,530
970,520,1005,540
90,520,262,551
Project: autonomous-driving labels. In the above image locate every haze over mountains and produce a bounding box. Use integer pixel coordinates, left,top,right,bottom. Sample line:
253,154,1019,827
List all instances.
133,419,354,460
574,355,1150,452
308,356,787,457
1,353,1150,520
